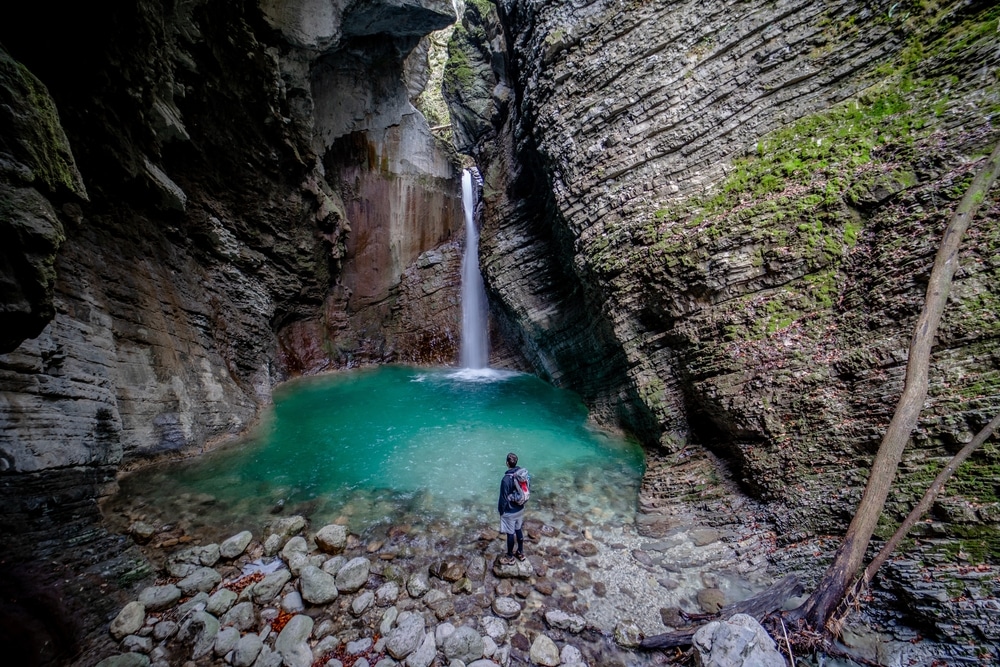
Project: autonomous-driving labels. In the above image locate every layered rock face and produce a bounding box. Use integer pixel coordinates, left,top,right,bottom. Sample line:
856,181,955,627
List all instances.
0,0,463,659
450,0,1000,649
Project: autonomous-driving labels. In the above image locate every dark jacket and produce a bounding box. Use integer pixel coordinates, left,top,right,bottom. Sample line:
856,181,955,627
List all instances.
498,466,525,516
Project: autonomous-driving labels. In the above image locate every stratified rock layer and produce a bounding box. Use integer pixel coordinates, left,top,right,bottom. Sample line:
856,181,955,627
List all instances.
0,0,464,660
451,0,1000,654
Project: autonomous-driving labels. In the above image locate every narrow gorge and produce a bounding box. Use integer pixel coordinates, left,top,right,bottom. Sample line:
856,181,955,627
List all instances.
1,1,998,666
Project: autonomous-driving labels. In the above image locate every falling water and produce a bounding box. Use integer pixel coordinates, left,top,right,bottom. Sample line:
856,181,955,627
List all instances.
460,169,489,368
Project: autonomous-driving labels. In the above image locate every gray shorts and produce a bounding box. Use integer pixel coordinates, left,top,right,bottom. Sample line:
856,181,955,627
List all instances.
499,510,525,534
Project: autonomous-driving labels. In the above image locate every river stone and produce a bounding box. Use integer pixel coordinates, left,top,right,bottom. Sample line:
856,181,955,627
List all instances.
177,566,222,595
275,614,314,667
215,625,240,656
253,645,283,667
442,625,484,664
380,606,399,635
252,569,291,603
376,580,400,606
121,634,152,654
220,530,253,558
95,654,150,667
336,557,371,593
272,515,307,539
435,621,455,646
138,584,181,612
480,615,507,642
180,592,211,616
153,620,178,641
315,524,348,553
430,559,466,582
483,635,497,658
407,571,430,598
560,644,584,664
206,588,237,616
468,661,500,667
614,620,642,648
491,597,521,620
282,590,305,613
529,633,560,667
301,565,339,604
352,590,375,616
110,601,145,640
347,637,373,655
263,533,283,556
697,588,726,614
572,541,598,557
232,632,263,667
178,611,220,660
545,609,585,633
322,555,347,574
492,555,533,579
221,601,255,631
405,632,437,667
692,613,785,667
386,610,426,659
282,535,308,560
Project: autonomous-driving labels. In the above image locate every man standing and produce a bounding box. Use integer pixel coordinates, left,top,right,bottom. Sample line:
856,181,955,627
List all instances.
498,452,527,565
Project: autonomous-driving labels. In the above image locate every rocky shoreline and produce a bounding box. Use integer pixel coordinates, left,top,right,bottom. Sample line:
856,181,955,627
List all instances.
94,506,787,667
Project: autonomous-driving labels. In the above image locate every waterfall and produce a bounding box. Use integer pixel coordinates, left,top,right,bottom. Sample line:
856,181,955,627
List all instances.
459,169,489,369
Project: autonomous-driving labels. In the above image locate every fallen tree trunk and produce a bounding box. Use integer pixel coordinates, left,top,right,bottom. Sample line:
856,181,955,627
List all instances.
640,574,803,649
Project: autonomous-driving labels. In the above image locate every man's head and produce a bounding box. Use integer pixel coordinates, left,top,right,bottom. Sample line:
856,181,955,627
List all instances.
506,452,518,468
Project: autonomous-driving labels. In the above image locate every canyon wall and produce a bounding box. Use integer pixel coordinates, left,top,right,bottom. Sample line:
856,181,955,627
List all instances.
449,0,1000,649
0,0,465,660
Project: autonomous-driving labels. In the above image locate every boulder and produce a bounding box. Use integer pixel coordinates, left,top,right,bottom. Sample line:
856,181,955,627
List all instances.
545,609,585,633
252,569,291,603
336,556,371,593
529,633,560,666
691,613,785,667
386,610,426,660
177,611,220,660
352,590,375,616
275,614,314,667
232,632,263,667
491,597,521,620
407,571,430,598
214,626,240,656
176,566,222,595
206,588,237,616
138,584,181,612
314,524,348,553
110,601,145,640
221,601,256,631
220,530,253,558
271,515,307,540
406,631,437,667
375,580,400,606
442,625,484,664
300,565,339,604
430,559,466,582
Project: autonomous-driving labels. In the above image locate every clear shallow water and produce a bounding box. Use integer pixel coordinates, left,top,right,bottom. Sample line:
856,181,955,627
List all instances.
110,365,644,540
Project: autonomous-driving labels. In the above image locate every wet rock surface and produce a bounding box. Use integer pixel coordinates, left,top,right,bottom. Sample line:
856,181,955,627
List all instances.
450,0,1000,661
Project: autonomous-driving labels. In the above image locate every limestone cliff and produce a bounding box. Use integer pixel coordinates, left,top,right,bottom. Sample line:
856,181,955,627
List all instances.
449,0,1000,650
0,0,463,659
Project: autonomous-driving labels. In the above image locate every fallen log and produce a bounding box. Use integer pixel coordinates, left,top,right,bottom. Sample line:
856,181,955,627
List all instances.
640,574,803,649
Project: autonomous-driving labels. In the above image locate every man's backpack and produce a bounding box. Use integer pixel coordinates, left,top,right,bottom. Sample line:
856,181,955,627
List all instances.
507,467,531,505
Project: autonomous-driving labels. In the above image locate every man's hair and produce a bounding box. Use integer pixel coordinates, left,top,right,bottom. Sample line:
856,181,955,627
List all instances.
506,452,518,467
